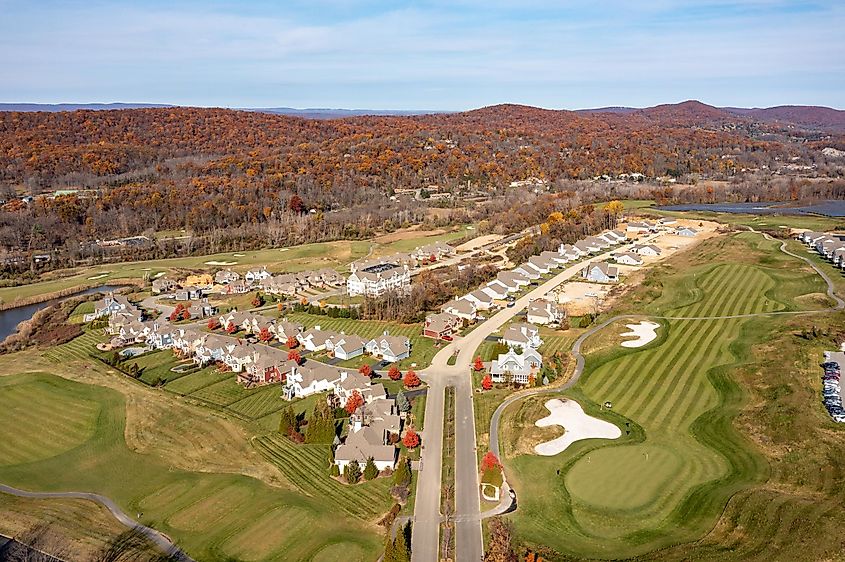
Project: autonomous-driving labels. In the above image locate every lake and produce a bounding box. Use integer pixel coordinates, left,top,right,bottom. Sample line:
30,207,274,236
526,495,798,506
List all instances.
0,285,123,342
658,200,845,217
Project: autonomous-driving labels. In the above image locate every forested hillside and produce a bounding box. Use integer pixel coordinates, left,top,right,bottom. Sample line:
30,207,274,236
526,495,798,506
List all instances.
0,102,843,269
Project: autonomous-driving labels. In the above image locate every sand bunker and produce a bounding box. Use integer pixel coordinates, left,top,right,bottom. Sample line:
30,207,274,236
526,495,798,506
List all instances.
233,253,246,257
204,260,237,266
534,399,621,456
620,321,660,348
153,272,166,278
87,273,109,280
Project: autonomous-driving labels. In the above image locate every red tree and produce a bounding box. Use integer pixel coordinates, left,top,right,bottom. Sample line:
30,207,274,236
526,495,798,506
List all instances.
403,369,421,388
387,365,402,381
207,317,220,330
402,428,420,449
473,355,484,371
287,350,301,364
180,308,191,321
225,323,236,334
258,326,273,342
359,364,373,378
288,194,305,214
481,374,493,391
251,293,264,308
481,451,501,472
345,390,364,414
286,335,299,349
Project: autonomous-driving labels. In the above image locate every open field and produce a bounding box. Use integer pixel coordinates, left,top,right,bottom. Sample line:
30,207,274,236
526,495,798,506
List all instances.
370,223,475,256
500,231,843,559
0,372,384,561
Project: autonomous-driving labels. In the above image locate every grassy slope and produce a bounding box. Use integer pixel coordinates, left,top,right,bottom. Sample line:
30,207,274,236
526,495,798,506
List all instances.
0,372,384,562
502,231,840,559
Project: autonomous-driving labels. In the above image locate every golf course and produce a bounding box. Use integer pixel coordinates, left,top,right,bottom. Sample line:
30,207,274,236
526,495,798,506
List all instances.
500,232,845,559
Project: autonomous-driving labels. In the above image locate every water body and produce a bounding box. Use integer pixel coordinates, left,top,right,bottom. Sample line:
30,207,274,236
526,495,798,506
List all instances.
659,200,845,217
0,285,123,342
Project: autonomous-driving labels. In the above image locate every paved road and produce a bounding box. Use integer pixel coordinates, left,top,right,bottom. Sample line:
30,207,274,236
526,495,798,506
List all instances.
411,235,655,562
484,231,845,518
0,483,194,561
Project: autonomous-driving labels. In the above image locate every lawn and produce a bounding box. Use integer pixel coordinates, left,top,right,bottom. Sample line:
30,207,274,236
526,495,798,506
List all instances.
499,231,837,559
0,373,384,561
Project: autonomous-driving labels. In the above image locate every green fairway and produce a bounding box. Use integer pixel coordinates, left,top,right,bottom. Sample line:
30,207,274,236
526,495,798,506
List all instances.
0,373,383,561
501,232,835,558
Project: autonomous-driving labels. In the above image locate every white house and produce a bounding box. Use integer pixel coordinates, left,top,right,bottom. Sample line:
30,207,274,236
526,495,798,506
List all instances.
614,252,643,266
464,289,495,311
481,282,510,300
297,327,339,352
526,299,566,326
674,226,699,237
245,266,272,284
366,334,411,363
440,298,477,321
490,347,543,384
501,323,543,349
631,244,661,257
582,262,619,283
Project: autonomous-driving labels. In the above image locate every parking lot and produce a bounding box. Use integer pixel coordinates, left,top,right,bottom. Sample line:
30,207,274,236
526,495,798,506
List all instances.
821,351,845,422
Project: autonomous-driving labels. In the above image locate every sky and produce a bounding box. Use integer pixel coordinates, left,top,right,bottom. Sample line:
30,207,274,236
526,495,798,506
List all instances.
0,0,843,110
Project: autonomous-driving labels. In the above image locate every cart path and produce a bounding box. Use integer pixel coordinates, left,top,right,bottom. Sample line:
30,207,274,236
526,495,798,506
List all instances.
0,483,194,561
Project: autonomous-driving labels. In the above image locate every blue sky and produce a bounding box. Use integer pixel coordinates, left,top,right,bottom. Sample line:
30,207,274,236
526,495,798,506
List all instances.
0,0,843,110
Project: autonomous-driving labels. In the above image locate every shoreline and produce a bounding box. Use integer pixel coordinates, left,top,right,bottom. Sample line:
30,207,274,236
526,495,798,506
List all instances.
0,278,143,311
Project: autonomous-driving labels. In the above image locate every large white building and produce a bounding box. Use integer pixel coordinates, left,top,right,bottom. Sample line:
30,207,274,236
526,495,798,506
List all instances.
346,259,411,297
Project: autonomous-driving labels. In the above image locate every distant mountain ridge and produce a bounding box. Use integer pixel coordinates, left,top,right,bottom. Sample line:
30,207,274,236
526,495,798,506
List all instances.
2,100,843,131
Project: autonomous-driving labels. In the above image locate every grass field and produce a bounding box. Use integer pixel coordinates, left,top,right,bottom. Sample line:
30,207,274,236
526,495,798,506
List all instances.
501,231,840,559
0,372,384,561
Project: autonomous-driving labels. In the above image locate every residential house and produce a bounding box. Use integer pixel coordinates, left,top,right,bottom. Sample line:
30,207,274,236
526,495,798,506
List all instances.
412,241,455,262
214,269,240,285
224,279,250,294
614,252,644,266
490,347,543,385
297,326,340,351
528,255,555,273
558,244,582,260
582,262,619,283
365,334,412,363
539,250,569,266
574,239,600,255
85,293,135,322
464,289,495,311
627,220,656,233
273,320,303,342
674,226,699,237
240,348,296,386
481,282,510,301
440,298,477,321
327,334,367,360
501,323,543,349
497,270,531,288
151,276,178,294
526,299,566,326
631,244,661,257
423,312,462,339
245,266,272,285
223,342,257,373
174,286,204,301
334,414,398,472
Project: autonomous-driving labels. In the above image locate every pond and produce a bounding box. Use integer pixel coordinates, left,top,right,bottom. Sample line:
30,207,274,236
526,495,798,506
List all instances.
0,284,125,343
658,200,845,217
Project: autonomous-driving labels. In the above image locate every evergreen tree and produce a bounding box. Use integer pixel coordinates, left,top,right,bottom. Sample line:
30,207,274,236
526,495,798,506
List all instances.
305,400,336,444
278,405,296,435
396,390,411,413
363,457,379,480
344,460,361,484
393,456,411,486
330,463,340,477
393,521,411,562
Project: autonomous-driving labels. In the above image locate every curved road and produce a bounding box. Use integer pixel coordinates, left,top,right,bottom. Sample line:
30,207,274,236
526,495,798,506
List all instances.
0,484,194,561
485,233,844,517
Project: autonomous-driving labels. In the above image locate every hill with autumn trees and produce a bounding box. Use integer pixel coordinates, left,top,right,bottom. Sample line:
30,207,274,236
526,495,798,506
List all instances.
0,101,843,270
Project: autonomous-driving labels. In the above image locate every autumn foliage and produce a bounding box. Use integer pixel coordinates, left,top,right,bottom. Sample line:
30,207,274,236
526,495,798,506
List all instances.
345,390,364,415
402,428,420,449
403,369,421,388
473,355,484,371
387,365,402,381
358,364,373,378
481,374,493,391
286,335,299,349
207,317,220,330
287,350,301,364
481,451,501,472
